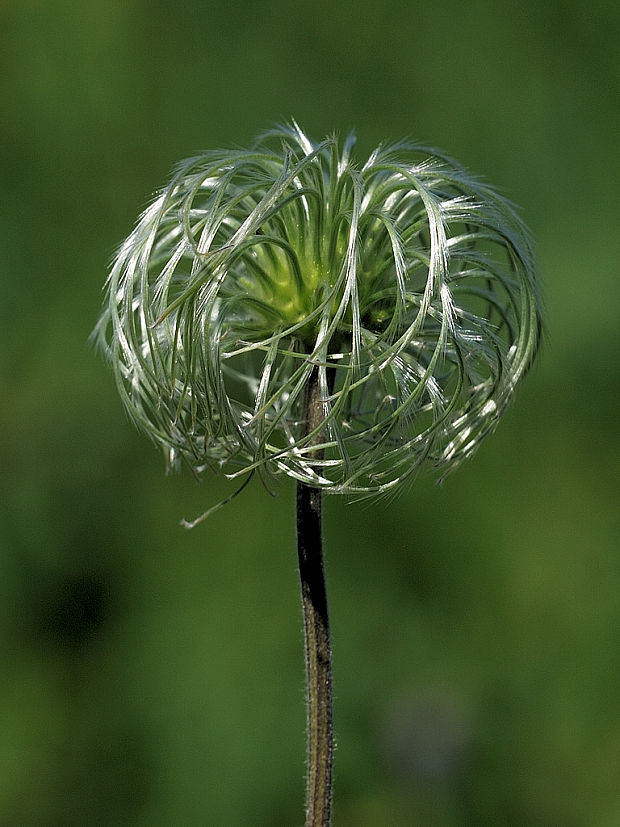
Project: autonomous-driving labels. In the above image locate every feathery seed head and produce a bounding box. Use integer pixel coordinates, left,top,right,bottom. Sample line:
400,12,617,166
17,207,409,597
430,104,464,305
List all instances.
94,122,542,504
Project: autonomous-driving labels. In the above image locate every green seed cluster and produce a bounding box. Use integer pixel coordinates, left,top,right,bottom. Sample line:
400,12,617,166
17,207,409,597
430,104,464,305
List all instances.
94,123,541,498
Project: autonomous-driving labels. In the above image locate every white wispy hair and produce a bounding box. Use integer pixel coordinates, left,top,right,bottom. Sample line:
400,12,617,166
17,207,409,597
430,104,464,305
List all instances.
94,122,541,509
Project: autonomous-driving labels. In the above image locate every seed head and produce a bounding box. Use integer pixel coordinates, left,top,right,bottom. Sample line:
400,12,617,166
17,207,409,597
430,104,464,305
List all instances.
94,122,541,509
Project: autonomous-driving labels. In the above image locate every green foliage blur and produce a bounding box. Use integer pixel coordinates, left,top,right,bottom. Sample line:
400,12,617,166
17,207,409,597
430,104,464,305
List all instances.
1,1,619,824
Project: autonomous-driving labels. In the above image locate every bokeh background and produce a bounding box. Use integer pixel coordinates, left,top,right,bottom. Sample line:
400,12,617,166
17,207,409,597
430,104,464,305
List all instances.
2,1,619,824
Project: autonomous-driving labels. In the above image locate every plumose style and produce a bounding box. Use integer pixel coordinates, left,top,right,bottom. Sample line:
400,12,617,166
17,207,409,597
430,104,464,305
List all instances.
94,123,541,509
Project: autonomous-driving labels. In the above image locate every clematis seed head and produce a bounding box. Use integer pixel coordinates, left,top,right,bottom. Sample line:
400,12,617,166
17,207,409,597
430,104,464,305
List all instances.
94,122,542,501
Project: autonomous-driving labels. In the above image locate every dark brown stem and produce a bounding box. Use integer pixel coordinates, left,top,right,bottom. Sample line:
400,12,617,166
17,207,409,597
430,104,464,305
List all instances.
296,365,333,827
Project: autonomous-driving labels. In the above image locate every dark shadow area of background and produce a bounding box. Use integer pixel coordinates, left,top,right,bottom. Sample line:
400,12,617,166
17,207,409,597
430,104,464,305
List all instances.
1,1,619,824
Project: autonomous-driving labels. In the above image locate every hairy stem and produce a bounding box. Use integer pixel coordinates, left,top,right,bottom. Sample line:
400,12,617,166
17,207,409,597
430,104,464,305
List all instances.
296,366,334,827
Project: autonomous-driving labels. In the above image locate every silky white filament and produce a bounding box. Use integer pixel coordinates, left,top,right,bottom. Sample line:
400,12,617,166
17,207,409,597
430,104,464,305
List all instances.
94,123,541,498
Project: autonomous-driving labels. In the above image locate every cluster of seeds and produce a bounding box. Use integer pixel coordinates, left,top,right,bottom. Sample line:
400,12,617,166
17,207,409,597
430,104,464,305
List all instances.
95,123,541,499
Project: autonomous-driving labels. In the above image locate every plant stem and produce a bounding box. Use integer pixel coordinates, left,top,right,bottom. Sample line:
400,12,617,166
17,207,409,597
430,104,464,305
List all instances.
296,366,334,827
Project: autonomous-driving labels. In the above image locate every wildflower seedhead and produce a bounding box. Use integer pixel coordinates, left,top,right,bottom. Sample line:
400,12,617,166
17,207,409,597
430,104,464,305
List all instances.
94,122,541,500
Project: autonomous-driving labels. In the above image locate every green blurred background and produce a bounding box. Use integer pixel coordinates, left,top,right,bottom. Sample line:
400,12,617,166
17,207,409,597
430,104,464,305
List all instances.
1,1,619,824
